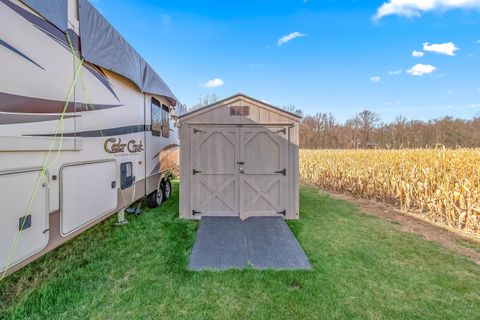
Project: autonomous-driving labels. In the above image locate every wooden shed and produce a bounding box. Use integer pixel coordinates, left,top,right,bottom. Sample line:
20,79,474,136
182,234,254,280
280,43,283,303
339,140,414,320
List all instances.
178,93,301,220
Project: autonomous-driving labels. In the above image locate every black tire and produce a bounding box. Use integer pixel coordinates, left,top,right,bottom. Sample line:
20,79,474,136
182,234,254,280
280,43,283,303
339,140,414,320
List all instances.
163,179,172,201
147,184,164,208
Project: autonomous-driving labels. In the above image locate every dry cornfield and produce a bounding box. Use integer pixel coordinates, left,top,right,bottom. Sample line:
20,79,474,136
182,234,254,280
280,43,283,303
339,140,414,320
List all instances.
300,148,480,235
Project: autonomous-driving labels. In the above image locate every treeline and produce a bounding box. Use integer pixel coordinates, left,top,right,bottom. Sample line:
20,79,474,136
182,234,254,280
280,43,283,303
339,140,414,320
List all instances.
290,108,480,149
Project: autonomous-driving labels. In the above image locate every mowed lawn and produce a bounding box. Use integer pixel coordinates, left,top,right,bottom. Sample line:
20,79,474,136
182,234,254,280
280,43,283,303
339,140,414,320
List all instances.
1,182,480,319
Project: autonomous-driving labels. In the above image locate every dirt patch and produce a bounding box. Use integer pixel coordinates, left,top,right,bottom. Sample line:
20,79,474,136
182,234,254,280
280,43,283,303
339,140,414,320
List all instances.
319,188,480,265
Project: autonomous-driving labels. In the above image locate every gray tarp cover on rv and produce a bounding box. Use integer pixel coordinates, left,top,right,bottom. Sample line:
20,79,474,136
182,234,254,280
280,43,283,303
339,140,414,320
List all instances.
78,0,176,104
21,0,68,31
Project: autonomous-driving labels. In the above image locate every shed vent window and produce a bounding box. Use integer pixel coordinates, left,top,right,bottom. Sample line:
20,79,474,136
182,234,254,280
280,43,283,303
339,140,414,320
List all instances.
230,105,249,116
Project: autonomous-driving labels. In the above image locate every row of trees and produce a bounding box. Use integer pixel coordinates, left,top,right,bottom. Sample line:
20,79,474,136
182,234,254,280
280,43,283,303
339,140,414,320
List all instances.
188,95,480,149
299,110,480,149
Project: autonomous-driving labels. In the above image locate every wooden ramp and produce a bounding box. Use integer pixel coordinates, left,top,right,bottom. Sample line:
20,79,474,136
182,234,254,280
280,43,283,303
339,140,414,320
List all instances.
189,216,311,271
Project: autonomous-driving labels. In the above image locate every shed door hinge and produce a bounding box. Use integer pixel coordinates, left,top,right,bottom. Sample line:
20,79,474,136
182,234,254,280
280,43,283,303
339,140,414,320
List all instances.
192,210,201,215
193,128,205,134
276,128,286,134
274,168,286,175
277,210,286,216
193,169,202,175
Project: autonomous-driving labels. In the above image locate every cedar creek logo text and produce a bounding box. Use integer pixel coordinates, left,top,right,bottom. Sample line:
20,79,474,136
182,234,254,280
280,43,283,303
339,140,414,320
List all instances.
104,137,144,154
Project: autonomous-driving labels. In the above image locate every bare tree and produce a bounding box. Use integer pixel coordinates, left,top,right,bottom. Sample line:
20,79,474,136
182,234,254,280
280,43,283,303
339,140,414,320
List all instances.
355,110,380,147
345,117,361,148
189,93,220,111
282,104,303,117
392,115,408,148
299,113,338,148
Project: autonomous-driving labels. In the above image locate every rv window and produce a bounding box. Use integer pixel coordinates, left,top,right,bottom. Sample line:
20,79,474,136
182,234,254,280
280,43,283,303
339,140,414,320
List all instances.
161,104,170,138
151,98,162,136
120,162,134,189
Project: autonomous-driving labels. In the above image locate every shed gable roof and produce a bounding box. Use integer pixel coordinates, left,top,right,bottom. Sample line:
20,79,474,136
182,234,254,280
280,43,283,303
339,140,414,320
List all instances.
179,93,302,122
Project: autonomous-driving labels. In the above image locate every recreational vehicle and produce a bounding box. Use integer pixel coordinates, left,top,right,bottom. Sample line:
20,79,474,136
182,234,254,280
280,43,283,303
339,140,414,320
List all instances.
0,0,182,276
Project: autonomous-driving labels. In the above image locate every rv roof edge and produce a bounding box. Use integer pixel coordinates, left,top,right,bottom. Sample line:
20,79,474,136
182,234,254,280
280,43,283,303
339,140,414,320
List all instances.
77,0,177,105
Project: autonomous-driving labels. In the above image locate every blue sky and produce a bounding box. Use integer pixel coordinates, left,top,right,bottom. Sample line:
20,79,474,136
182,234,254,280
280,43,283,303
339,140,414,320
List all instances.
91,0,480,122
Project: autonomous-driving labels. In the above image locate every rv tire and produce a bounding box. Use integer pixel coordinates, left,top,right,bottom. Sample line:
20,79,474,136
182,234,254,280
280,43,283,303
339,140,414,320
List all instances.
147,184,164,208
163,179,172,201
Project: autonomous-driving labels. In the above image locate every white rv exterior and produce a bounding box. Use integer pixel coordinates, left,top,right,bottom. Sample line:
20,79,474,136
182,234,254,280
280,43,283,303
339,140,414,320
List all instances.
0,0,181,275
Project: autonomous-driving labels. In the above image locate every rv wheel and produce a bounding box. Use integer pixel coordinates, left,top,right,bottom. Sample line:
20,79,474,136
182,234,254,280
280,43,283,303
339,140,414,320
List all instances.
163,179,172,200
147,185,164,208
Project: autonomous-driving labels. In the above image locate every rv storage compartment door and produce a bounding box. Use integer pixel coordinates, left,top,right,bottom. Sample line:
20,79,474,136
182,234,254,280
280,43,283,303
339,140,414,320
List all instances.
0,169,49,272
61,160,118,236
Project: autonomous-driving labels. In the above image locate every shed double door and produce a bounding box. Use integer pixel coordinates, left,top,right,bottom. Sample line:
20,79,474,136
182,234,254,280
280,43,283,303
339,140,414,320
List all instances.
191,126,288,217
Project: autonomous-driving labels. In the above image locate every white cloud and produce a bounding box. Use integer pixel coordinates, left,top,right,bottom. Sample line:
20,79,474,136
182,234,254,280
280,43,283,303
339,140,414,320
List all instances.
423,42,459,56
277,32,305,46
374,0,480,20
388,69,403,75
412,50,425,57
370,76,381,82
470,103,480,108
406,63,437,76
201,78,224,88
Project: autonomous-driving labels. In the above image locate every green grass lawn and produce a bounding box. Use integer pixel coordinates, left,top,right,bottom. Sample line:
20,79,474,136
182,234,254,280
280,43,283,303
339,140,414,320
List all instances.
1,181,480,319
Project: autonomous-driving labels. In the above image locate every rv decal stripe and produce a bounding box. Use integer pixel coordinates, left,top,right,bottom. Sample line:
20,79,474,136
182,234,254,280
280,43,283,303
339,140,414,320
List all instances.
151,144,178,160
25,125,148,138
38,31,120,102
150,163,161,176
1,0,120,102
149,144,179,175
0,38,45,70
0,0,65,39
0,92,122,114
0,113,78,125
37,27,79,54
83,63,120,101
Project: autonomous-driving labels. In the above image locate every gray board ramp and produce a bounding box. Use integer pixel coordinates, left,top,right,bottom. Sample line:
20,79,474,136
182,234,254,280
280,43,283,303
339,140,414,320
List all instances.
189,216,311,271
